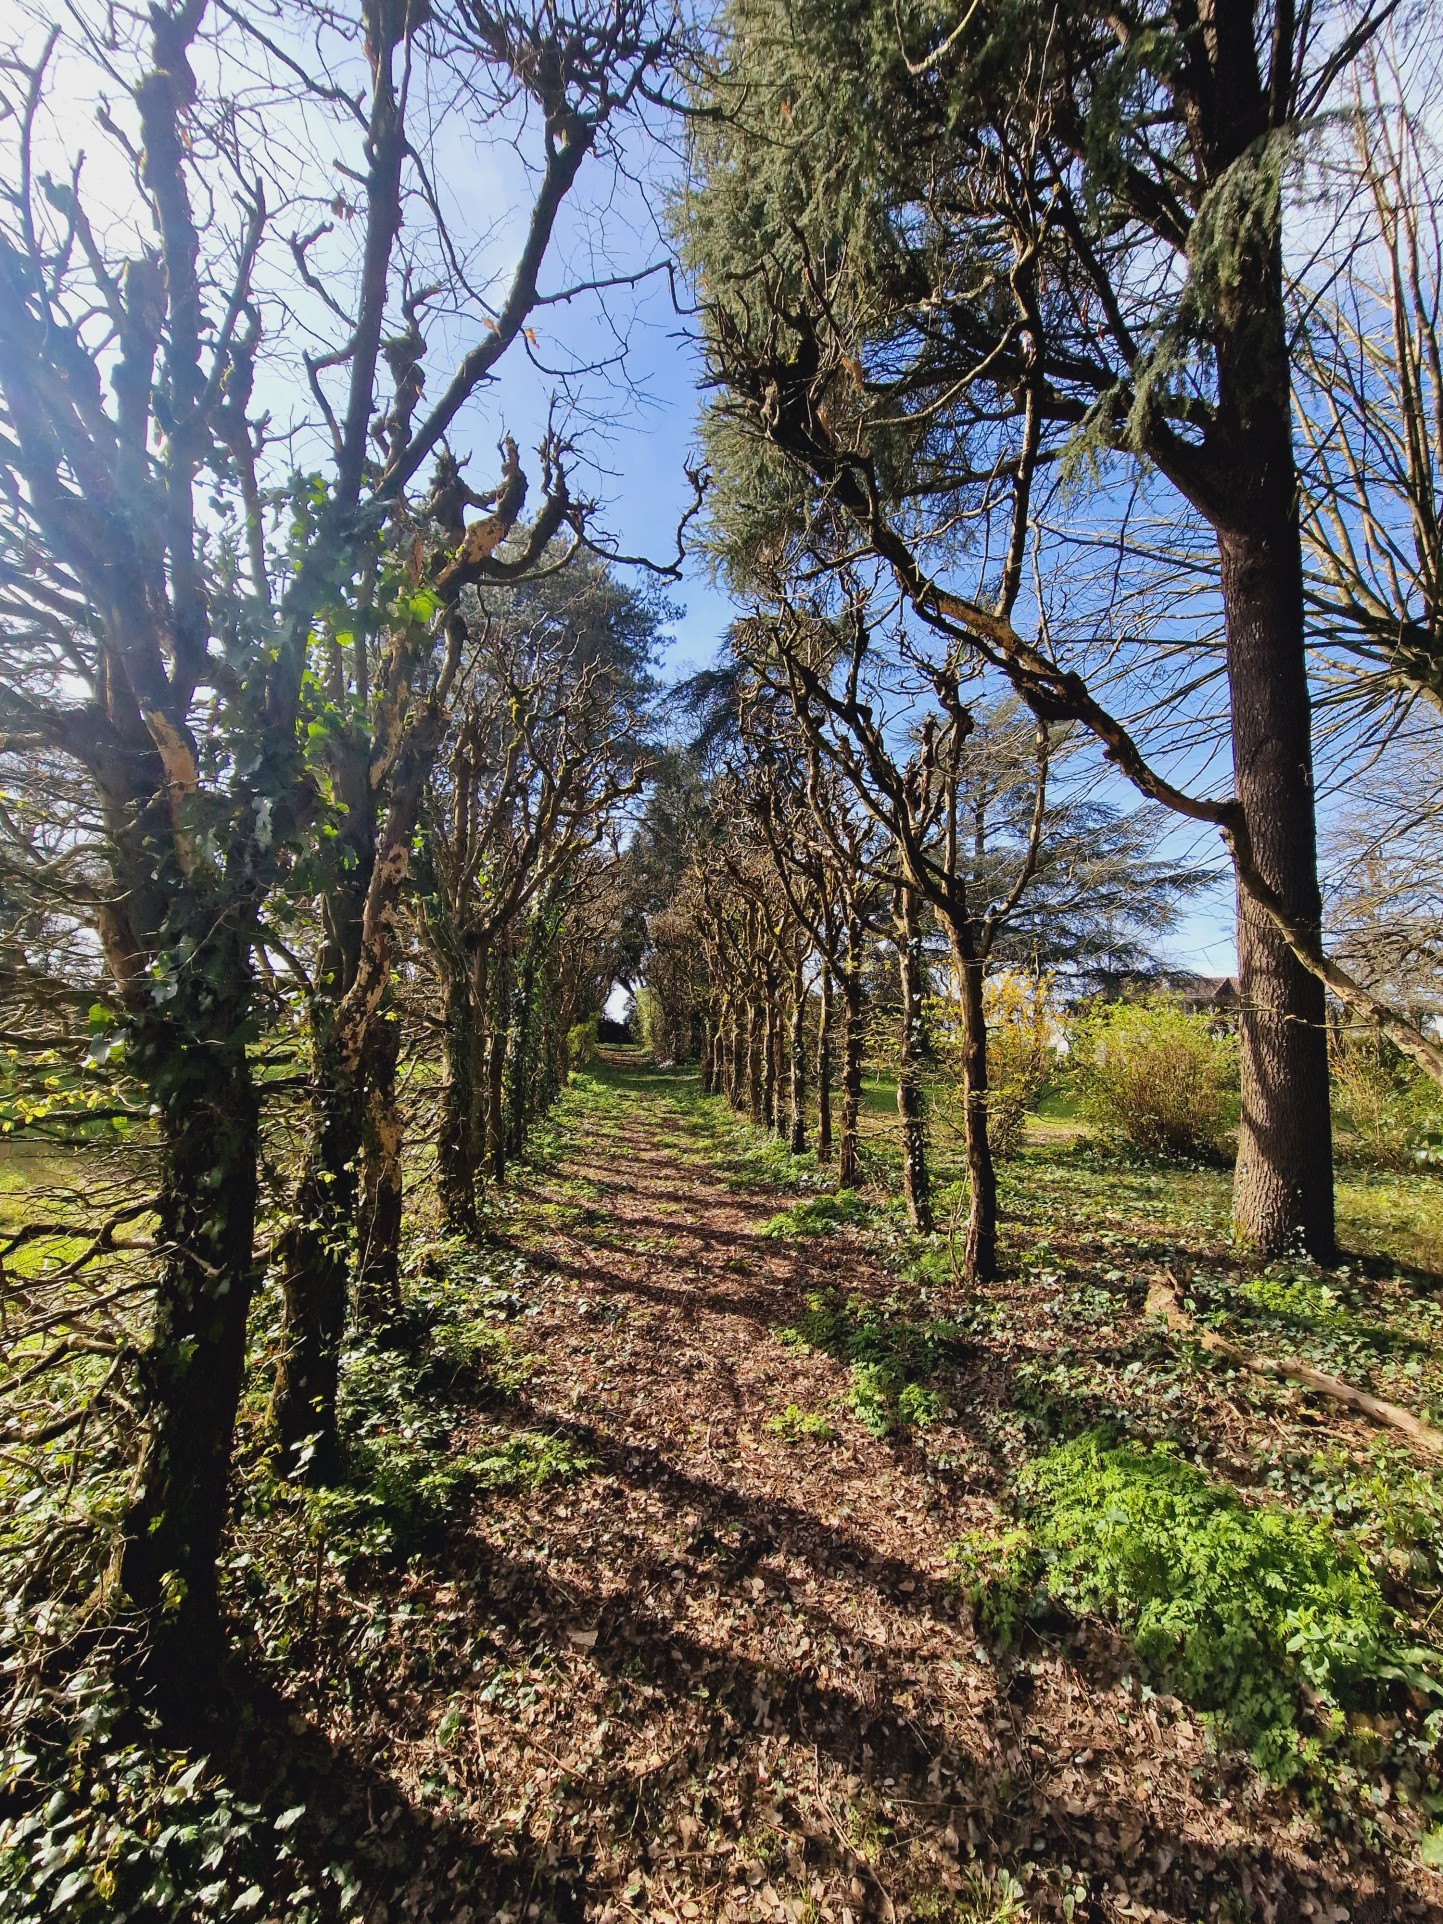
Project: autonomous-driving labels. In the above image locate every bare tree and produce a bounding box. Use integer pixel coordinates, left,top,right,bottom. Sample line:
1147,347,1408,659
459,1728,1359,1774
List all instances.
0,0,678,1703
1299,41,1443,716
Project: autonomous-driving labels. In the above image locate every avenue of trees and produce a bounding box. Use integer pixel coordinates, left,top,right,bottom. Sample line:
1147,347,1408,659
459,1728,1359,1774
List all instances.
677,0,1443,1267
0,0,1442,1867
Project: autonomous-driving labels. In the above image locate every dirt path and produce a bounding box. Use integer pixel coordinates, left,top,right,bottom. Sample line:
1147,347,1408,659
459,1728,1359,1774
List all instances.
341,1058,1436,1924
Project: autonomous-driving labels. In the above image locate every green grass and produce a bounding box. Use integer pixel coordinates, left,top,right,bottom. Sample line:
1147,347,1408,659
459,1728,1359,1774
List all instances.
1033,1082,1083,1122
839,1059,1443,1283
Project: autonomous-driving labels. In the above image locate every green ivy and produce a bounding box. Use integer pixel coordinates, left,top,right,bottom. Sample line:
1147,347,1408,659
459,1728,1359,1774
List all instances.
778,1288,960,1435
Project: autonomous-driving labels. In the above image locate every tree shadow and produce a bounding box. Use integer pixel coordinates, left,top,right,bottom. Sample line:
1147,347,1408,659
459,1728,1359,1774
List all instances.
203,1652,599,1923
368,1413,1428,1924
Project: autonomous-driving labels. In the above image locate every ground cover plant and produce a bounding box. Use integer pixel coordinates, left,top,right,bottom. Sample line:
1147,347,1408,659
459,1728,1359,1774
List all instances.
954,1430,1441,1783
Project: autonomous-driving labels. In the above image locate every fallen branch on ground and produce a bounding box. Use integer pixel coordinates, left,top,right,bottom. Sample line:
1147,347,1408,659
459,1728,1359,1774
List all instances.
1145,1273,1443,1461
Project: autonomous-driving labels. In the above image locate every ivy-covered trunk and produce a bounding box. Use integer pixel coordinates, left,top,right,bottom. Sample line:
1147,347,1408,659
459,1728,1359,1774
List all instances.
761,993,777,1131
816,965,833,1162
747,1001,764,1123
895,887,932,1233
487,944,512,1180
506,905,552,1157
949,941,996,1283
770,997,786,1141
269,777,372,1475
788,955,807,1153
437,965,480,1231
540,996,563,1110
118,951,259,1723
729,1005,746,1108
269,1049,363,1479
356,1003,403,1323
838,960,864,1190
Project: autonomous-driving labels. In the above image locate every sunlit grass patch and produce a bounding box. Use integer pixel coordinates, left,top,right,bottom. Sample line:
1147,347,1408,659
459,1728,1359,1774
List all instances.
954,1429,1443,1786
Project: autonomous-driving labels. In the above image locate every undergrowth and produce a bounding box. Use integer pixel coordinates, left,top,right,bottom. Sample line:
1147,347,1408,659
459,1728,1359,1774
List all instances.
761,1189,873,1238
952,1430,1443,1792
763,1403,836,1443
0,1233,590,1923
778,1288,962,1435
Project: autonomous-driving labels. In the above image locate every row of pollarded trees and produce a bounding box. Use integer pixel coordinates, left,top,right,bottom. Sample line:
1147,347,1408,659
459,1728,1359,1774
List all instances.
642,684,1208,1274
418,563,656,1235
680,0,1443,1262
0,0,677,1717
266,560,659,1473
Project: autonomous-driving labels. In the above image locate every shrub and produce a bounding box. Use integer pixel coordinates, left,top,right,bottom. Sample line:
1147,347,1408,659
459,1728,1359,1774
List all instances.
1071,996,1236,1159
566,1015,599,1073
980,973,1056,1156
1329,1027,1443,1169
959,1430,1440,1781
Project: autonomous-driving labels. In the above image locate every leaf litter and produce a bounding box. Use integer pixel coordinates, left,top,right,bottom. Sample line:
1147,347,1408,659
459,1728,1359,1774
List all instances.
226,1060,1443,1922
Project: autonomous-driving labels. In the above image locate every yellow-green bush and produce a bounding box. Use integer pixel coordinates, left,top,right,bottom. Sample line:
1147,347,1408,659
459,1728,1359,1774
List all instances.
1071,996,1236,1160
1329,1026,1443,1169
566,1015,599,1073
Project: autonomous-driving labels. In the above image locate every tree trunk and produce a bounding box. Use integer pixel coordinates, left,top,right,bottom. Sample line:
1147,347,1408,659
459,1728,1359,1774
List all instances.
1214,306,1335,1260
356,1002,404,1323
789,956,807,1154
269,1052,363,1479
762,989,779,1132
747,1000,764,1123
951,943,997,1284
540,999,561,1111
895,887,933,1233
119,1002,259,1726
839,967,864,1189
700,1015,717,1095
730,1004,746,1109
487,944,511,1181
437,969,478,1230
817,964,833,1162
507,916,544,1158
270,830,370,1478
488,1028,508,1180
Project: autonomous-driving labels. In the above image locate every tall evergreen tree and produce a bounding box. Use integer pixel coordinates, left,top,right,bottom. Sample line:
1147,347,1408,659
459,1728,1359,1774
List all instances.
681,0,1407,1255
